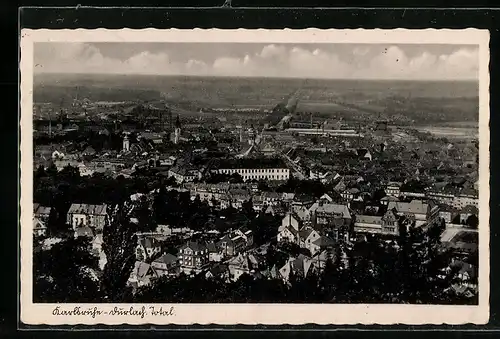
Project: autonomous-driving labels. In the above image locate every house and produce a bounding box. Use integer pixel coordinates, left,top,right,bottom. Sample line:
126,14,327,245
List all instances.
307,236,336,256
298,227,320,249
460,205,479,224
151,253,180,277
311,249,335,273
205,263,230,281
278,225,299,244
75,226,94,238
233,227,254,248
178,241,209,274
128,261,158,288
449,260,478,289
385,182,402,197
311,203,351,231
279,254,314,283
354,210,398,236
438,204,458,224
33,203,51,222
67,203,108,232
91,234,107,270
387,199,439,228
280,212,302,232
206,242,223,262
278,212,303,244
380,195,399,206
227,253,254,281
218,233,246,257
33,217,48,237
136,236,162,261
168,165,202,184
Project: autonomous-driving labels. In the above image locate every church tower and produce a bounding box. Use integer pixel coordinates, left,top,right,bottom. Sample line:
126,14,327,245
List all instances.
174,115,181,144
123,134,130,152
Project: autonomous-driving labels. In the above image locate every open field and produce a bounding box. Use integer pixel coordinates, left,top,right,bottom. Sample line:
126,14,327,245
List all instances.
34,73,479,125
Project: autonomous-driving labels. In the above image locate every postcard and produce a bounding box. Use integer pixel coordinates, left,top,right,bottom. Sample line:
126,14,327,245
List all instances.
20,28,490,325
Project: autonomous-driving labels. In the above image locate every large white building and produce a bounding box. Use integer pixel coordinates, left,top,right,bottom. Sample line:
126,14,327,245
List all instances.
213,158,290,182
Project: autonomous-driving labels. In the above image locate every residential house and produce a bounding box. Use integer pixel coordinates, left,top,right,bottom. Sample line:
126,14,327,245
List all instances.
438,204,458,224
298,227,320,249
91,234,107,270
453,188,479,209
67,203,108,232
151,253,180,277
340,187,360,202
128,261,158,288
233,227,254,248
354,210,398,236
33,217,48,237
460,205,479,224
277,212,302,244
307,236,336,256
206,242,223,262
312,203,351,231
205,263,230,281
387,199,440,227
136,236,162,261
168,165,202,184
311,249,335,273
227,253,254,281
33,203,51,222
385,182,402,197
279,254,314,283
178,241,209,274
218,233,247,257
75,226,94,238
380,195,399,206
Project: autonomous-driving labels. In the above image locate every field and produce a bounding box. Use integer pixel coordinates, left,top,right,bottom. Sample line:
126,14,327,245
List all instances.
33,73,479,125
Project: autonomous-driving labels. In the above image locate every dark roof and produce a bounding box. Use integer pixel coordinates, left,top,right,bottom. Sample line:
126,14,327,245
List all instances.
153,253,178,266
180,241,206,252
461,205,479,215
212,157,288,170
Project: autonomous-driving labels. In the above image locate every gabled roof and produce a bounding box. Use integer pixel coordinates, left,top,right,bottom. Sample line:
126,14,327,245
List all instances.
312,236,336,247
227,253,251,270
67,203,107,216
461,205,478,215
76,226,94,238
139,237,160,249
180,241,206,252
355,215,383,224
132,261,152,279
153,253,178,266
387,200,429,215
314,203,351,218
299,227,317,240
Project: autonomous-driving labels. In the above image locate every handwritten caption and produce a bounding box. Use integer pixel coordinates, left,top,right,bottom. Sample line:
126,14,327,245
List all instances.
52,306,175,319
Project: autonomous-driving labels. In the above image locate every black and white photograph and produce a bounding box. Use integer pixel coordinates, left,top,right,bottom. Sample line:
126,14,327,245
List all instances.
20,29,489,325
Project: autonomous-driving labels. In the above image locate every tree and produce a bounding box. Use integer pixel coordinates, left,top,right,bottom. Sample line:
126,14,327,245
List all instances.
100,201,139,302
33,236,102,302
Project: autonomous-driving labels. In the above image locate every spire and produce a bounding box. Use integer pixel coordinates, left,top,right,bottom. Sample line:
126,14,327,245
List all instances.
175,115,181,129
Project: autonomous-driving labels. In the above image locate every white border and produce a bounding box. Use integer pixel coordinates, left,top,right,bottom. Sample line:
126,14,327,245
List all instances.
20,28,490,325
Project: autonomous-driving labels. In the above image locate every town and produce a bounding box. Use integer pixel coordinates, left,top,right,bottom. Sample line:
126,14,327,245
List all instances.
32,83,479,305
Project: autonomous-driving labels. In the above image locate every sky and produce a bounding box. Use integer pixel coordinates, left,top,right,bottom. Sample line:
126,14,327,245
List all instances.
33,42,479,81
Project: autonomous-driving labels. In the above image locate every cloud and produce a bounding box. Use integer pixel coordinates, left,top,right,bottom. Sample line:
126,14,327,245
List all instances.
34,42,479,80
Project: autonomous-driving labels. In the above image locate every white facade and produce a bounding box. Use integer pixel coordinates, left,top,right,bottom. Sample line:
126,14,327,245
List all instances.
215,167,290,181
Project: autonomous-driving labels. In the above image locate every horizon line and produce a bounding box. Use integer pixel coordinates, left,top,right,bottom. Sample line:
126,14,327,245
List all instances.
33,72,479,83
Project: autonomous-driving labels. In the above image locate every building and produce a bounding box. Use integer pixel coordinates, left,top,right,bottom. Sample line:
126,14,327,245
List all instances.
311,203,352,231
33,203,51,222
66,203,108,232
212,158,290,182
387,200,440,227
168,165,202,184
173,115,182,145
123,134,130,152
178,241,209,274
128,261,158,288
136,236,162,261
33,218,48,237
151,253,180,277
385,182,402,197
354,210,398,236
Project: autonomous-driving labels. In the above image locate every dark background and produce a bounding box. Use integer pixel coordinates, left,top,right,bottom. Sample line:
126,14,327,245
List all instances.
2,2,500,337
